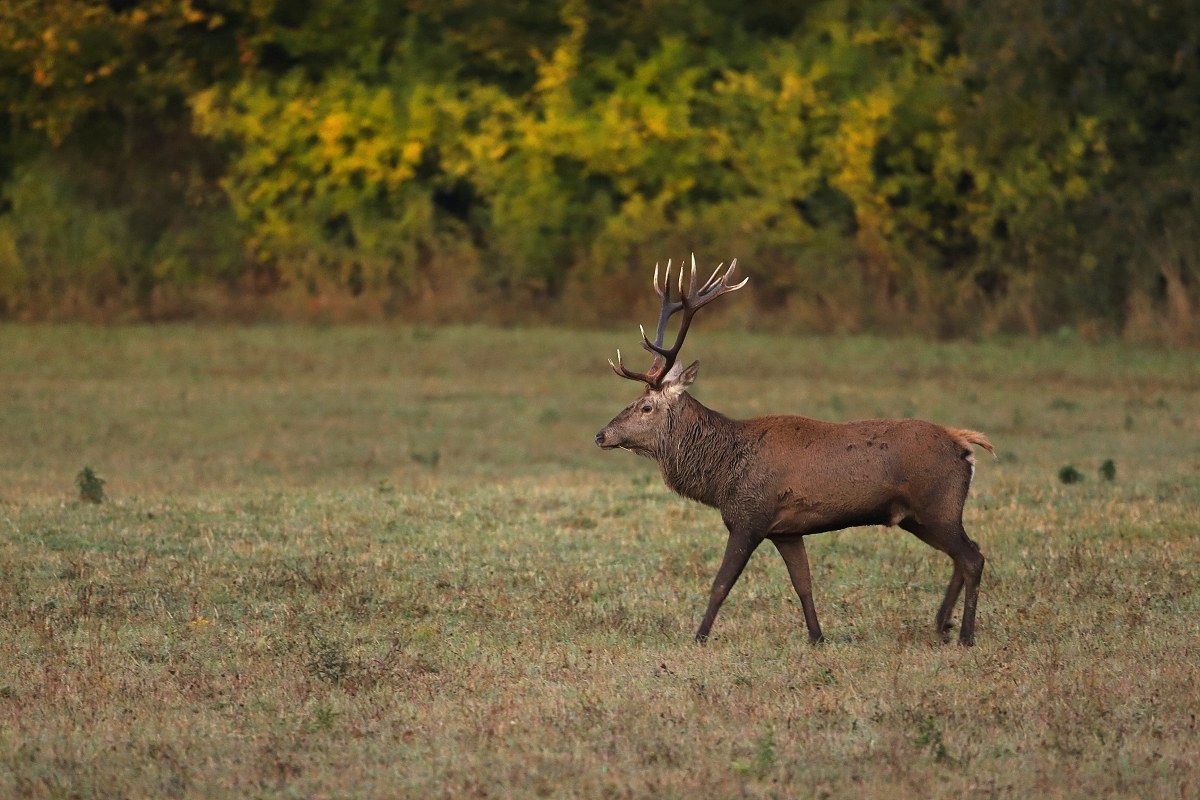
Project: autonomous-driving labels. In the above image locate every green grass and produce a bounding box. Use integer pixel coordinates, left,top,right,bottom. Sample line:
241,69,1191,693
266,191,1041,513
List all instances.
0,324,1198,798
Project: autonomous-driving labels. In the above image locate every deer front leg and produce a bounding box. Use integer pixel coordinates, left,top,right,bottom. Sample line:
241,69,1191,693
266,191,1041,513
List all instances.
772,535,823,644
695,532,760,643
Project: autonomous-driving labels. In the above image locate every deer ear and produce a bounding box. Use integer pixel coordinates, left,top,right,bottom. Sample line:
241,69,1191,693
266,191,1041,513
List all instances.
663,360,699,396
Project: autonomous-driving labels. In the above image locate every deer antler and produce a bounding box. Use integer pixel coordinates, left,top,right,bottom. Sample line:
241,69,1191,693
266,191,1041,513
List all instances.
609,254,748,388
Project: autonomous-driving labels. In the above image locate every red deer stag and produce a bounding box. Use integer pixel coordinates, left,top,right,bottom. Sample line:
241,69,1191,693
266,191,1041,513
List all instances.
595,256,993,645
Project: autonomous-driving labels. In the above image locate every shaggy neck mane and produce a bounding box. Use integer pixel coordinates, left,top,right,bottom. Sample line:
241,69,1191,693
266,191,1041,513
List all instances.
654,393,747,508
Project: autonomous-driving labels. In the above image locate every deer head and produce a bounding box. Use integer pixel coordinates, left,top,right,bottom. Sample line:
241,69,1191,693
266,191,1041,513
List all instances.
595,254,747,454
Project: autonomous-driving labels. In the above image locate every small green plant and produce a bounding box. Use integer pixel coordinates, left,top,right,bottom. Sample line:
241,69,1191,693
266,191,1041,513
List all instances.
753,726,777,774
307,705,340,733
76,466,106,504
304,629,350,686
813,667,837,686
731,725,777,777
1099,459,1116,481
1058,465,1085,484
914,714,950,761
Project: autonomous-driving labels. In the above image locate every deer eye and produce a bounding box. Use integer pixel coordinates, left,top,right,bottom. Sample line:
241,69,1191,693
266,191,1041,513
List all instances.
640,404,653,414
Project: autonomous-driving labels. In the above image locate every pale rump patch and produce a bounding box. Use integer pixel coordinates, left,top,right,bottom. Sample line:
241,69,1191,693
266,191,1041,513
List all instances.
945,427,993,489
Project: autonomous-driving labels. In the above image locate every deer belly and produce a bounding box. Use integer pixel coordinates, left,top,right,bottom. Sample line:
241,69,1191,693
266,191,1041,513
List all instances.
767,485,908,536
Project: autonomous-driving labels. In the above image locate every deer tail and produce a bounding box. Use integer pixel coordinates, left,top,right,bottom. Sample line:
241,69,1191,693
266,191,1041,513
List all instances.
948,428,996,458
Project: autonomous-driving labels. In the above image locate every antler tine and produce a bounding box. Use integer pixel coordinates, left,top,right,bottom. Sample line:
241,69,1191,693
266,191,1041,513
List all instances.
649,255,748,355
609,348,657,384
676,252,709,298
645,259,684,356
716,258,748,293
681,256,747,310
637,324,655,352
703,261,726,292
721,260,747,292
610,255,749,388
689,259,727,298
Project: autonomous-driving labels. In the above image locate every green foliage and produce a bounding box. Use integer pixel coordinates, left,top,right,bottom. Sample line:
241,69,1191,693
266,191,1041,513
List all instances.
0,159,134,313
0,0,248,148
192,71,465,296
1,0,1198,334
0,155,244,317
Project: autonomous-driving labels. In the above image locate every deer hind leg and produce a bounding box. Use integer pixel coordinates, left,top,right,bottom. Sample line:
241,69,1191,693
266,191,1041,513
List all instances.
953,531,985,646
901,519,985,646
772,536,823,643
695,533,760,643
935,563,965,639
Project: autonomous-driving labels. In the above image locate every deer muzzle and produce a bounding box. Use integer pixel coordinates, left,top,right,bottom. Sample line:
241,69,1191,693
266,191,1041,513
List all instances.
595,429,614,448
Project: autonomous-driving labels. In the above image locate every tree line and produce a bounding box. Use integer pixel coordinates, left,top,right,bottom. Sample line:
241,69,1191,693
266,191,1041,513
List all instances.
1,0,1197,339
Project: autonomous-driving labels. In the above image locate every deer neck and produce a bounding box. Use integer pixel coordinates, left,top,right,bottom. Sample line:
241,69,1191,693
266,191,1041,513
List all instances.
656,393,747,508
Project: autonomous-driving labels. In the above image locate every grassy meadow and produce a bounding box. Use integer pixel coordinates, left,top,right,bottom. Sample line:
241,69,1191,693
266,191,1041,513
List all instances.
0,324,1198,798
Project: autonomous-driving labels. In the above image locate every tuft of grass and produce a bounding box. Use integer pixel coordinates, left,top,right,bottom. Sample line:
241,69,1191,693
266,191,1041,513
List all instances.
912,713,951,762
304,627,352,686
74,466,106,504
1058,465,1085,484
732,725,777,777
1099,459,1117,481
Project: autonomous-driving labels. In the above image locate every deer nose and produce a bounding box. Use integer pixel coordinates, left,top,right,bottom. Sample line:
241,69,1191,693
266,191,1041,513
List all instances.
595,430,606,446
